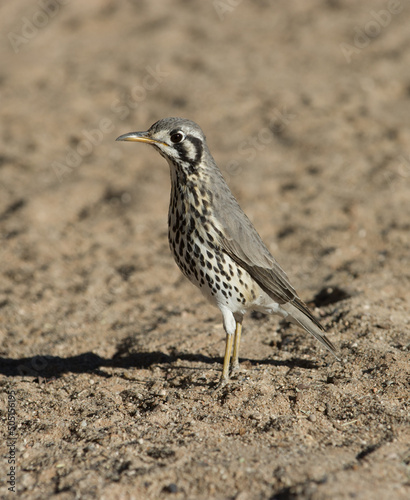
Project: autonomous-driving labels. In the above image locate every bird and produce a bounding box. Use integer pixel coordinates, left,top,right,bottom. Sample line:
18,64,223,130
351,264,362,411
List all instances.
116,118,339,385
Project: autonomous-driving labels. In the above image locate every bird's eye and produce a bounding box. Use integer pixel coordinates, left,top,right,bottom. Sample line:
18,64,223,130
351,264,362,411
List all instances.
170,132,185,144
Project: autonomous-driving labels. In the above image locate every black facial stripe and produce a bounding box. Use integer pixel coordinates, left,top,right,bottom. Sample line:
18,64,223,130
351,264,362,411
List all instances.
187,135,203,165
173,135,203,174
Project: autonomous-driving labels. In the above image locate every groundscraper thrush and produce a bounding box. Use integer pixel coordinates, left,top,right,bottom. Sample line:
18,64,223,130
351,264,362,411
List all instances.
116,118,339,385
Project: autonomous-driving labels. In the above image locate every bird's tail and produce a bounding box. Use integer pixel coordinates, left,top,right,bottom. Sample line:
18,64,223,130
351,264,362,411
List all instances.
281,300,340,360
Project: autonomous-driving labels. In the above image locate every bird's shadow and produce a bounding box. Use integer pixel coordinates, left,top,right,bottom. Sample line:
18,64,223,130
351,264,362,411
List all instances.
0,348,320,379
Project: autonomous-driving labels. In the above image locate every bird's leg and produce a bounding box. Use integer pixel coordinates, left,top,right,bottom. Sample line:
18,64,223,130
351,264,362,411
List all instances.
219,333,234,386
231,320,242,373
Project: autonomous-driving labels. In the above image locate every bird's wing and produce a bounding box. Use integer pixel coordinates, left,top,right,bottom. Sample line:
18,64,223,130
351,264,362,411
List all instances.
220,223,295,303
213,190,324,326
218,217,327,331
214,195,296,303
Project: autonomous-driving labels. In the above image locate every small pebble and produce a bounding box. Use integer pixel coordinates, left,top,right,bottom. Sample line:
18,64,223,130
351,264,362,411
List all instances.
163,483,178,493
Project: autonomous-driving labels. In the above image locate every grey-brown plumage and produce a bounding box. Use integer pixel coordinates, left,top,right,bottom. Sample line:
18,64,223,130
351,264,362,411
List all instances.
116,118,339,384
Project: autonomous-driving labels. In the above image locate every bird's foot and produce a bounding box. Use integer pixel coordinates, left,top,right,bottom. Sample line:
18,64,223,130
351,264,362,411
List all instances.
215,375,229,390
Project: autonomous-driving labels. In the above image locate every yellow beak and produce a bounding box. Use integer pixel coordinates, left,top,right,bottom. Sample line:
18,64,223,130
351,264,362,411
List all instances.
115,131,167,147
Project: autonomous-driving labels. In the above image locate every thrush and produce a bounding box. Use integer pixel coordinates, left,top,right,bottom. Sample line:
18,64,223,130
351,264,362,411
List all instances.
116,118,339,385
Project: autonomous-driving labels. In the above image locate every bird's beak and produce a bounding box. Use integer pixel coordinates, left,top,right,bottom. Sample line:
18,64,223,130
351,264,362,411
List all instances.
115,131,167,146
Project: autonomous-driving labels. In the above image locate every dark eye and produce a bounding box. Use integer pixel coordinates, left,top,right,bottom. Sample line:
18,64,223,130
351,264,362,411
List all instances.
170,132,185,144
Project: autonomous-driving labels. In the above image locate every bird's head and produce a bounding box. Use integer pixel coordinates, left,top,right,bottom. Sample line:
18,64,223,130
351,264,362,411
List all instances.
116,117,210,176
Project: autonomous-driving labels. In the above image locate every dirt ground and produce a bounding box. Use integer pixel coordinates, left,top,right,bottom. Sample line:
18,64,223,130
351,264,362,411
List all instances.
0,1,409,499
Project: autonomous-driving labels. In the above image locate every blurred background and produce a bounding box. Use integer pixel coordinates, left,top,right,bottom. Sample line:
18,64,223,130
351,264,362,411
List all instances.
0,1,409,499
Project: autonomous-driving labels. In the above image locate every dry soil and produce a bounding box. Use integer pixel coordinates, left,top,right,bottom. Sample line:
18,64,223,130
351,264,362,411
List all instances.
0,1,409,499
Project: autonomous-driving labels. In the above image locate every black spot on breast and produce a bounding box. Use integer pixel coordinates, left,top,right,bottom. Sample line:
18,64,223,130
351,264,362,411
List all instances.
192,189,200,207
189,217,196,232
206,239,215,250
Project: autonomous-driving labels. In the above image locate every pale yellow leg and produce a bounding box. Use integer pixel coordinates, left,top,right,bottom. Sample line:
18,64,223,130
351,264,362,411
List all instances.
220,333,234,385
231,321,242,372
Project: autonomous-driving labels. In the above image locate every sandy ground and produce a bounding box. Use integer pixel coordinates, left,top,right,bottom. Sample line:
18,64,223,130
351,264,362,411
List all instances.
0,1,409,499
